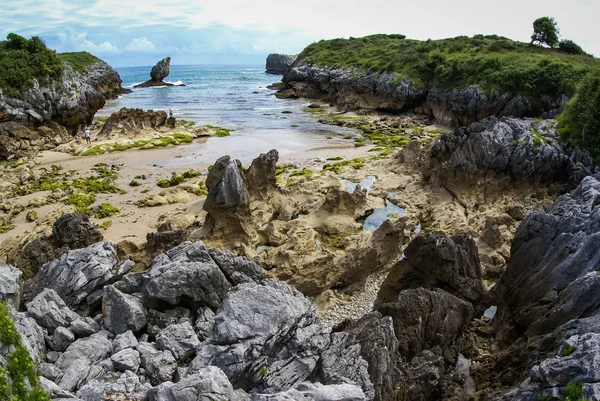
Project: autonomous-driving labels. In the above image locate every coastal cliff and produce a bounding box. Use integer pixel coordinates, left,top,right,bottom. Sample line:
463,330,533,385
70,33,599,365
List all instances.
278,34,600,126
0,35,127,159
265,53,297,74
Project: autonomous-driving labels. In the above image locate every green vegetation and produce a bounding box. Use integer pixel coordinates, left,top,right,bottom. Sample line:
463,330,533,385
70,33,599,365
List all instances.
289,168,313,178
177,119,196,128
561,380,588,401
275,164,295,175
156,170,201,188
91,203,120,218
25,211,37,222
80,133,194,156
327,156,344,161
129,180,140,187
0,33,63,97
558,70,600,162
281,110,293,114
562,345,576,357
201,125,233,137
57,51,101,72
0,302,51,401
320,229,361,250
0,217,15,234
67,193,96,213
299,33,600,101
100,220,112,230
322,158,365,174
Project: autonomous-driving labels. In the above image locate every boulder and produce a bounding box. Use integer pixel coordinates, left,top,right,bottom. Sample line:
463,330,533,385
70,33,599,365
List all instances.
376,232,484,306
76,371,150,401
24,241,131,313
97,107,168,137
102,285,148,334
70,317,100,337
11,311,46,362
146,230,187,255
151,57,171,82
138,342,177,385
55,333,113,371
58,357,91,392
156,321,200,361
51,326,76,351
26,288,80,331
194,307,216,341
0,263,22,307
245,149,279,200
111,348,140,372
112,330,138,354
146,307,190,336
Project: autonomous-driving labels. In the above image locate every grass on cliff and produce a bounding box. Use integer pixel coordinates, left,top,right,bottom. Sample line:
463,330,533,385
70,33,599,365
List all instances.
0,302,51,401
299,34,600,101
57,51,102,72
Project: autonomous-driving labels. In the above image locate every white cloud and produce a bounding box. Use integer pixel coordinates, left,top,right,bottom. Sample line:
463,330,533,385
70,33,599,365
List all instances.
58,27,119,54
126,37,156,52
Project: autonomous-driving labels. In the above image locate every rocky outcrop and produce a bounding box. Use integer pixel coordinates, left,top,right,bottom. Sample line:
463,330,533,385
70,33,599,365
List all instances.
0,59,128,159
2,239,371,400
97,107,169,138
245,149,280,201
279,61,569,126
266,53,297,74
134,57,184,88
9,212,103,279
199,155,255,246
429,117,594,187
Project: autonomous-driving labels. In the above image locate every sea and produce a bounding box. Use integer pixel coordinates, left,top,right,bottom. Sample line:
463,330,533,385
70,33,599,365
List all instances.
97,64,357,164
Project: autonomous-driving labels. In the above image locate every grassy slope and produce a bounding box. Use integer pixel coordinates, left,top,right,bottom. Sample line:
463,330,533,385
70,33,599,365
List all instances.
58,51,103,72
299,34,600,98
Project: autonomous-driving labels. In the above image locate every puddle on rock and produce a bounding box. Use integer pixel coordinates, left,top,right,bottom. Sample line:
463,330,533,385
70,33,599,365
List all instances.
340,176,376,195
363,199,405,231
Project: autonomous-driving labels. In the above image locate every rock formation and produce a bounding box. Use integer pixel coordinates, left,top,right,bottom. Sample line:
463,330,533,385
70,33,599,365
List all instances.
265,53,297,74
0,60,128,159
97,107,169,138
134,57,185,88
429,117,594,187
278,61,570,126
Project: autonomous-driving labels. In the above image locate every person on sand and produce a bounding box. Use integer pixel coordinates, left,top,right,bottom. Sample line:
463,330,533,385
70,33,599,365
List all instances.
169,109,173,117
84,128,91,145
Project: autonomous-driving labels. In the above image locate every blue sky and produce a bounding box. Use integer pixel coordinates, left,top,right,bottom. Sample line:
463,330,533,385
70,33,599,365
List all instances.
2,0,598,67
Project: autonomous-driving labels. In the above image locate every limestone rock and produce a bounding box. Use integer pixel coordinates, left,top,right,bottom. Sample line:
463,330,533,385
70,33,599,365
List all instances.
151,57,171,82
24,241,129,313
111,348,140,372
0,263,22,307
146,308,190,336
26,288,80,331
146,230,187,255
11,310,46,362
245,149,279,200
70,317,100,337
102,285,148,334
266,54,297,74
98,107,168,137
112,330,139,354
194,307,216,341
138,342,177,385
58,357,91,392
377,232,484,306
52,326,76,352
55,333,113,371
156,321,200,361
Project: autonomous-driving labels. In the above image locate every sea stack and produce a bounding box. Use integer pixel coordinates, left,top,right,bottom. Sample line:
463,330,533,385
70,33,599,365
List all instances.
265,53,296,74
134,57,184,88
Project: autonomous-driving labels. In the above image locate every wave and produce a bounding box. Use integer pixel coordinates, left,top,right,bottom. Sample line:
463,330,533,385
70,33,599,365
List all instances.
165,80,184,85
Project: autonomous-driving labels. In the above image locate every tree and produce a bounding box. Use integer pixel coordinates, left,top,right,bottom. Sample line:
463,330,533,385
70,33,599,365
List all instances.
531,17,560,48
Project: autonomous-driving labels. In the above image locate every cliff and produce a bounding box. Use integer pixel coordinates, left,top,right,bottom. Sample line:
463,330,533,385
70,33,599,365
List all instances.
265,53,297,74
0,35,127,159
278,34,600,126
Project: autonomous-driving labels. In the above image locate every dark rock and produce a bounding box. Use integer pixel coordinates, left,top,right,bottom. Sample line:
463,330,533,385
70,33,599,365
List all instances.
265,54,297,74
429,117,593,186
146,307,189,336
146,230,187,256
194,307,215,341
151,57,171,82
98,107,168,137
377,232,484,306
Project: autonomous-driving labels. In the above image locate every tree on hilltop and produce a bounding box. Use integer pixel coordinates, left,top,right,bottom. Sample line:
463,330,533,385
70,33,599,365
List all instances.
531,17,560,48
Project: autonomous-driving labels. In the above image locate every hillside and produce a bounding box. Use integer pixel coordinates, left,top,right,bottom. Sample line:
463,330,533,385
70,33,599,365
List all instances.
298,34,600,98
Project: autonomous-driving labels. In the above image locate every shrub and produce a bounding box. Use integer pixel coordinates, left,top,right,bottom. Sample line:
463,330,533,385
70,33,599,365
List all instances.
558,70,600,162
559,40,588,56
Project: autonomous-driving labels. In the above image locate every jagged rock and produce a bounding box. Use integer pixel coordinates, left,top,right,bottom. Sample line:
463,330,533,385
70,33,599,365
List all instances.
26,288,80,331
138,342,177,385
429,117,593,186
52,326,76,352
11,311,46,362
148,366,247,401
206,247,262,285
24,241,131,313
40,362,62,381
55,333,113,371
245,149,279,200
77,371,150,401
0,263,22,307
191,280,333,393
146,230,187,255
70,317,101,337
98,107,168,137
151,58,171,82
377,232,484,305
377,288,473,361
156,321,200,361
111,348,140,372
496,173,600,336
139,241,259,308
102,285,148,334
147,307,190,336
40,376,80,400
266,54,297,74
194,307,216,341
201,155,255,245
113,330,138,354
58,357,92,392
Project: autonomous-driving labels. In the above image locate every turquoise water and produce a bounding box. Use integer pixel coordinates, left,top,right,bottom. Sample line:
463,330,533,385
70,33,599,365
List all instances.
363,199,405,231
98,65,357,164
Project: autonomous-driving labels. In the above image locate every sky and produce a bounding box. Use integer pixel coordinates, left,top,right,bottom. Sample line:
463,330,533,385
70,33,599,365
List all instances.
1,0,598,67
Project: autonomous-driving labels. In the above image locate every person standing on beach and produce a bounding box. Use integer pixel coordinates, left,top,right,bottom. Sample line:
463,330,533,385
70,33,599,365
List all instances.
169,109,173,117
84,128,91,145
